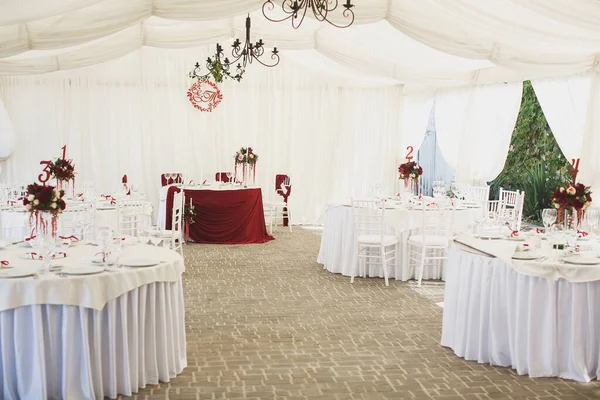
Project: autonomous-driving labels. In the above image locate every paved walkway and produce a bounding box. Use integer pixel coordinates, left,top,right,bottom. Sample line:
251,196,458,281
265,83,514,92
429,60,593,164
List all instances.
126,228,600,399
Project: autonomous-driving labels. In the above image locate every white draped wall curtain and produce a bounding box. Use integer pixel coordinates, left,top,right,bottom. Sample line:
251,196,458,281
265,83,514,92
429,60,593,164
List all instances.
1,0,600,222
532,72,600,191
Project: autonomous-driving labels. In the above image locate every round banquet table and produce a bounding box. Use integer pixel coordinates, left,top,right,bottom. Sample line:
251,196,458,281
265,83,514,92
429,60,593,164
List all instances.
442,245,600,382
317,203,478,281
0,243,186,399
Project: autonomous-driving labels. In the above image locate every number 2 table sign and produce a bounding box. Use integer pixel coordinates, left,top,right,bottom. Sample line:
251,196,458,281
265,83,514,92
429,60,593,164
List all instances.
405,145,414,162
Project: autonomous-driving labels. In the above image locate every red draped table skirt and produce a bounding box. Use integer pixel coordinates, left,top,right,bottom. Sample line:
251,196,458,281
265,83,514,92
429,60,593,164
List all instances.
165,187,274,244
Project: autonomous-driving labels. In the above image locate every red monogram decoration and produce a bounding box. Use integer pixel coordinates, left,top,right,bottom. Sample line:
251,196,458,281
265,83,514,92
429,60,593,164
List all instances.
187,80,223,112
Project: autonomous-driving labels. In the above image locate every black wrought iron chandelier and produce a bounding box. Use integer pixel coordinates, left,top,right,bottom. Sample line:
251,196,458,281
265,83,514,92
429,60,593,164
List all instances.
262,0,355,29
189,15,279,83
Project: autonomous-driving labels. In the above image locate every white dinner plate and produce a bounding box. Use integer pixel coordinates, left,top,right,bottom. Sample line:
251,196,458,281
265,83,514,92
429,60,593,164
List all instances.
60,266,105,275
0,266,40,278
119,258,159,267
563,255,600,265
511,252,540,260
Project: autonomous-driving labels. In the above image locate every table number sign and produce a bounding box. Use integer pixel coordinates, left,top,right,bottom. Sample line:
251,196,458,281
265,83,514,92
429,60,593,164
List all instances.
38,145,69,185
405,145,414,162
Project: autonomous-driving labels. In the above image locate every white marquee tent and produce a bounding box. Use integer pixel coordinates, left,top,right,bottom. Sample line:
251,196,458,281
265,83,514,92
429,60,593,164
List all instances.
0,0,599,223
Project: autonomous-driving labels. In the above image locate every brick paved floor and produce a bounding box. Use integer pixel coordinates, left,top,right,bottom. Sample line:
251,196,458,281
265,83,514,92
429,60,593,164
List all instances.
123,228,600,400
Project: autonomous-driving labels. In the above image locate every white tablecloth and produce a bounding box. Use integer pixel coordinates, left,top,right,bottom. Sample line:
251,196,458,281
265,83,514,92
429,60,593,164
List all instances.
0,244,184,311
442,247,600,382
0,244,186,398
317,204,477,281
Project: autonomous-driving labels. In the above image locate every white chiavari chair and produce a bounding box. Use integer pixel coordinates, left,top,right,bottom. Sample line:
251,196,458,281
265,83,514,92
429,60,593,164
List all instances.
57,202,95,240
407,201,455,286
264,175,292,234
160,191,184,256
463,185,490,208
117,199,150,237
350,199,399,287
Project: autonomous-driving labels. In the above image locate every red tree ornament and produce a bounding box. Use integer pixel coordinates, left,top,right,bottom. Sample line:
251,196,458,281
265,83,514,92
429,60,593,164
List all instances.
187,80,223,112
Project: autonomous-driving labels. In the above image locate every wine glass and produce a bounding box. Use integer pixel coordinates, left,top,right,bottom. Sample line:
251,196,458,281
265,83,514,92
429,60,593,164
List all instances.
585,209,599,238
137,226,150,246
106,240,122,267
226,172,232,185
541,208,557,233
374,183,381,198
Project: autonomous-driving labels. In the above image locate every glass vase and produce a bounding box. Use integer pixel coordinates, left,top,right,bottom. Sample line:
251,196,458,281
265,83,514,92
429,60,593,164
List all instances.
34,211,56,270
557,207,579,231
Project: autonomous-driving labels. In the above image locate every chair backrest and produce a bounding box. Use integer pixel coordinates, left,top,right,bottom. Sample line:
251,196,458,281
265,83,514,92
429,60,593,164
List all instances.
351,199,386,240
463,185,490,208
417,201,455,239
499,187,519,207
275,174,292,201
161,173,183,187
117,199,149,236
171,191,184,233
510,191,525,231
215,172,232,183
58,202,95,239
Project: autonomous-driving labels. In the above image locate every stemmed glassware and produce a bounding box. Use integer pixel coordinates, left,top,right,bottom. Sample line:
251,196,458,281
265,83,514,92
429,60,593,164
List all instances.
374,183,381,198
541,208,557,233
226,172,232,185
585,209,599,238
165,173,173,184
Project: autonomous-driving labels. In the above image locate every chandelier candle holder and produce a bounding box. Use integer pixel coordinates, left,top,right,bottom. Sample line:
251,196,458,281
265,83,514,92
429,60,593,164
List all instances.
190,15,279,85
262,0,355,29
234,147,259,186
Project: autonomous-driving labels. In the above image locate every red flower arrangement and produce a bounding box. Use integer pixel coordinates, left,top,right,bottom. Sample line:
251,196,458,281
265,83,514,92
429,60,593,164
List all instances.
22,183,67,237
398,161,423,182
48,158,76,182
551,183,592,211
234,147,258,165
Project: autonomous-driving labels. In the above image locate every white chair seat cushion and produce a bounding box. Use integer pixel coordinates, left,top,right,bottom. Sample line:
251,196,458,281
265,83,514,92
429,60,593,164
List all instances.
159,229,179,238
408,234,449,246
357,234,398,246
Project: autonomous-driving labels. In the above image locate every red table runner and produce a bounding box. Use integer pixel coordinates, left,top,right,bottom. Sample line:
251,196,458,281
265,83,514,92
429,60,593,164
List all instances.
165,187,274,244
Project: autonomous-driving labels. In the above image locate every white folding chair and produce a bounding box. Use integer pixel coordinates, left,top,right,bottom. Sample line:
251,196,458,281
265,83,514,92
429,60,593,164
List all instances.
117,199,149,237
160,191,184,256
350,199,399,287
407,201,455,286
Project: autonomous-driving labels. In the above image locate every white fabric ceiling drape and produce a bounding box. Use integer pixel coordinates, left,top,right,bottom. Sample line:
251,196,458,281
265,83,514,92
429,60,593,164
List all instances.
435,82,523,184
0,47,403,224
1,0,600,86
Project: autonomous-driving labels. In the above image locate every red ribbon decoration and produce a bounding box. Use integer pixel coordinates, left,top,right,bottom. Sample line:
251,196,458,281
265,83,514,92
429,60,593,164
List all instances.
1,261,9,267
509,228,519,237
59,235,79,241
577,230,589,237
568,158,580,185
187,80,223,112
95,252,107,263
